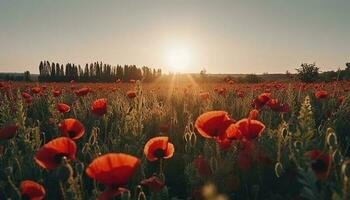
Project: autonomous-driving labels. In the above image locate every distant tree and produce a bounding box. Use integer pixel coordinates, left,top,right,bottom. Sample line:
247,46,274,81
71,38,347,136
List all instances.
24,71,31,82
296,63,319,83
200,68,207,79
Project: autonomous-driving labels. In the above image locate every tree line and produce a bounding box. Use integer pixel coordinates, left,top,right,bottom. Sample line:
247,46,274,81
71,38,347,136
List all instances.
38,61,162,82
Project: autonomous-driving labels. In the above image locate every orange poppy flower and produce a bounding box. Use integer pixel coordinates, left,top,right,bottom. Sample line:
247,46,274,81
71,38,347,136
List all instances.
195,111,234,140
52,89,61,97
315,90,328,100
34,137,77,170
141,176,165,193
0,124,18,140
58,118,85,140
226,118,265,140
20,180,46,200
75,87,90,96
31,87,41,94
57,103,70,113
144,136,174,161
86,153,140,186
22,92,32,99
305,150,331,180
266,99,280,110
91,98,107,116
252,93,271,109
127,90,137,98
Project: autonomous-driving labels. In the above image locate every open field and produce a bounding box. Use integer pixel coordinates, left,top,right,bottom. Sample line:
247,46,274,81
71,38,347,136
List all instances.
0,80,350,200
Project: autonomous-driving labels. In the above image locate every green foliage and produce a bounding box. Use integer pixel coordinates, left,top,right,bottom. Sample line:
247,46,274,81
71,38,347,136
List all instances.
296,63,319,83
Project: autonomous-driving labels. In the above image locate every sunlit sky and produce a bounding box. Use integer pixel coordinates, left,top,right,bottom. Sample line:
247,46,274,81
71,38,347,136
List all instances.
0,0,349,74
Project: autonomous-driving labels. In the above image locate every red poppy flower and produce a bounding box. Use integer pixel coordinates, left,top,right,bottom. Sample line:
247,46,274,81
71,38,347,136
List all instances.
315,90,328,100
75,87,90,96
252,93,271,109
22,92,32,99
31,87,41,94
0,124,18,140
141,176,165,193
20,180,46,200
52,89,62,97
193,155,212,177
305,150,331,180
34,137,76,170
144,136,174,161
86,153,140,186
57,103,70,113
226,118,265,140
195,111,234,140
58,118,85,140
127,90,137,98
91,98,107,116
266,99,280,110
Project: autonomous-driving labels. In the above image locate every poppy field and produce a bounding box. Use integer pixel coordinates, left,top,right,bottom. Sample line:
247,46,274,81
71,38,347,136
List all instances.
0,80,350,200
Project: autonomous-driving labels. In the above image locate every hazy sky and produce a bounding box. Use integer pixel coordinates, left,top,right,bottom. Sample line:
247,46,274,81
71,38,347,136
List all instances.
0,0,349,74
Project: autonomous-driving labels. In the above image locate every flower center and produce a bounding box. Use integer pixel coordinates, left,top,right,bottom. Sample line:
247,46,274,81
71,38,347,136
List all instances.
68,131,76,138
311,159,327,172
154,149,165,158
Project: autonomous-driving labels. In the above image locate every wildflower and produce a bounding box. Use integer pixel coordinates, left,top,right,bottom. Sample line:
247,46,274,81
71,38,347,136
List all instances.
34,137,77,170
52,89,61,97
91,98,107,116
127,90,137,98
58,118,85,140
305,150,331,180
75,87,90,96
195,111,234,140
31,87,41,94
57,103,70,113
252,93,271,109
0,124,18,140
20,180,46,200
141,176,165,193
144,136,174,161
86,153,140,186
226,118,265,140
315,90,328,100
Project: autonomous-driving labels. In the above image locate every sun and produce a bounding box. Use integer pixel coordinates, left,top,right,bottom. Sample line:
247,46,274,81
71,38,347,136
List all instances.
166,45,191,73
